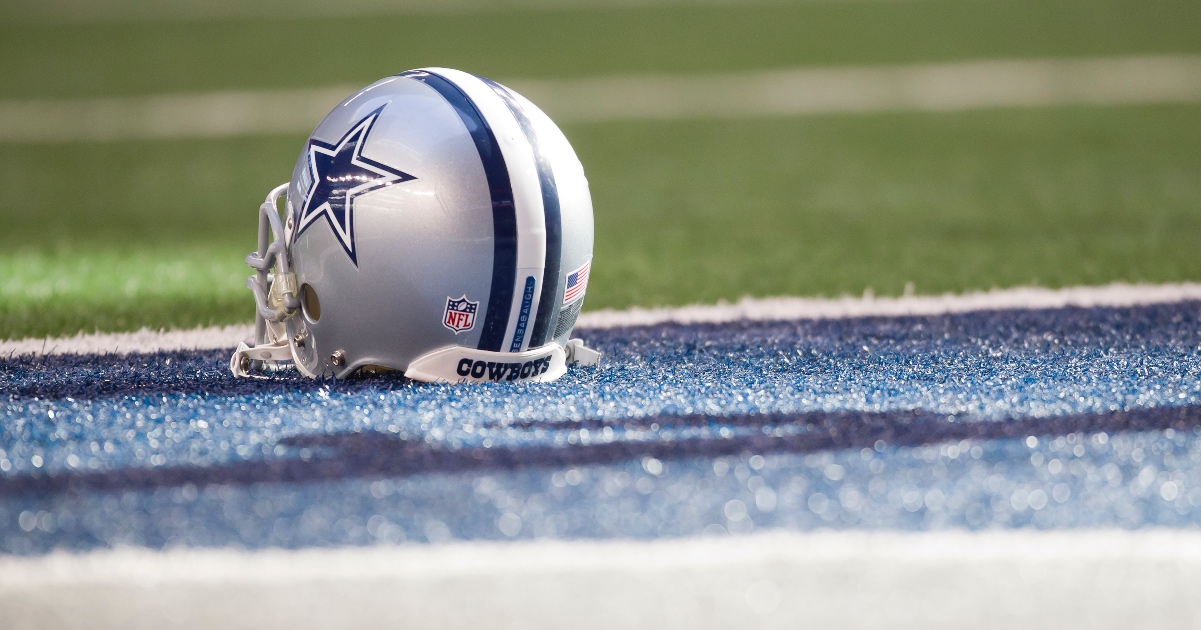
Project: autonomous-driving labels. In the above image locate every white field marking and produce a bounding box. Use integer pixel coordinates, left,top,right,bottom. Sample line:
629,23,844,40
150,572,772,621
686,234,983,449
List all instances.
2,529,1201,629
4,282,1201,356
0,85,359,144
515,55,1201,122
0,324,255,357
3,0,916,25
3,56,1201,143
574,281,1201,328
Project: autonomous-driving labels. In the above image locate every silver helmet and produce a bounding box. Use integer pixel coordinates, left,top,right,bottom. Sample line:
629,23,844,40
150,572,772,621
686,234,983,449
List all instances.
230,68,600,383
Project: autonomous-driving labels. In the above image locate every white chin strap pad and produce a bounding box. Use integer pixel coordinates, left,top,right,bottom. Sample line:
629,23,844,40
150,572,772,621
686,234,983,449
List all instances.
563,338,602,367
405,339,601,384
232,337,601,383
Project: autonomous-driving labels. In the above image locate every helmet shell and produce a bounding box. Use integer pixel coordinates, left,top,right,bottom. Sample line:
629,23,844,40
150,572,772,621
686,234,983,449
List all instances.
283,68,593,379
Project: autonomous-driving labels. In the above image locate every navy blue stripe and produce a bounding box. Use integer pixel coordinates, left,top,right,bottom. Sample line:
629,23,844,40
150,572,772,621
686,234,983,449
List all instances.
479,77,563,348
400,70,516,352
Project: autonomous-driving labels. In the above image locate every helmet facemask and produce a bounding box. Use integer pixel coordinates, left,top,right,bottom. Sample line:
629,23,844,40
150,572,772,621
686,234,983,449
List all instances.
229,183,303,377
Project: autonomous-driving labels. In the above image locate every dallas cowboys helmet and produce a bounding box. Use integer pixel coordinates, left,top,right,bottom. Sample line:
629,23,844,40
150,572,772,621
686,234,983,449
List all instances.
230,68,601,383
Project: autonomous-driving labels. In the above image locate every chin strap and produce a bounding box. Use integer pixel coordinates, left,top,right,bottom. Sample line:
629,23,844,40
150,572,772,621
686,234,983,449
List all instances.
230,338,293,377
564,338,603,366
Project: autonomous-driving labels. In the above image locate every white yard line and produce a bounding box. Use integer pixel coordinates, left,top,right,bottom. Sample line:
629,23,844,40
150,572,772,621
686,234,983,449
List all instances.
3,56,1200,143
0,86,359,144
1,528,1200,629
515,55,1201,122
5,282,1201,356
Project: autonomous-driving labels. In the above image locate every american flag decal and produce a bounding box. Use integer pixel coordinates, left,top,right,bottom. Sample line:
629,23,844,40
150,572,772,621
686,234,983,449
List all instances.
563,259,590,304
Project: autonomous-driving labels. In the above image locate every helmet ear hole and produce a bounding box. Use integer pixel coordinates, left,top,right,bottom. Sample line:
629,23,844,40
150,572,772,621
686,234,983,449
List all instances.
300,283,321,323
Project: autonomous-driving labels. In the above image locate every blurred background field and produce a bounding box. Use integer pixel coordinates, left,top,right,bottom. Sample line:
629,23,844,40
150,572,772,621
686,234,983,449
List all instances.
1,0,1199,338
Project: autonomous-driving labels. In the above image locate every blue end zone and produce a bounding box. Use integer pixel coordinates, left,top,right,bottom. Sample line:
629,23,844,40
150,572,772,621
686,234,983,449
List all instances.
1,302,1200,553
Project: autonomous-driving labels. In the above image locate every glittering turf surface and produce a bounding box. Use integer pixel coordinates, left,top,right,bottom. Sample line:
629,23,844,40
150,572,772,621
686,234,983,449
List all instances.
2,303,1200,554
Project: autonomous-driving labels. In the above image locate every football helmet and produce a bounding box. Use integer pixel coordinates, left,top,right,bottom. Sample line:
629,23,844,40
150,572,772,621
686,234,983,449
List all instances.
230,68,600,383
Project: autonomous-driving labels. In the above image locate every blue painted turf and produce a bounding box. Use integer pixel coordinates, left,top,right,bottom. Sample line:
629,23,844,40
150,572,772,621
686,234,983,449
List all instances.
2,302,1201,554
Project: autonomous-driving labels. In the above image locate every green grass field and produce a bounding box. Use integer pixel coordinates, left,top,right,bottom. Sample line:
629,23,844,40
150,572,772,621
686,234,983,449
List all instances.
2,0,1200,338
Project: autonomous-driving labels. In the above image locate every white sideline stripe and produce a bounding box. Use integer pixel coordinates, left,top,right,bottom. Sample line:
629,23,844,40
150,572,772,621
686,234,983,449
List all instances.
3,56,1201,143
0,324,256,357
575,281,1201,328
2,529,1201,629
4,282,1201,356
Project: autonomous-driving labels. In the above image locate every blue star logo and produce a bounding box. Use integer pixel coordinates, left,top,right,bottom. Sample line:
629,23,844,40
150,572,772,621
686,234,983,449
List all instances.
294,105,416,265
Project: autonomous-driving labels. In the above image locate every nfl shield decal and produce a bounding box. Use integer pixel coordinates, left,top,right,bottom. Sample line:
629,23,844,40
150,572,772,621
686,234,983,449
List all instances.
443,295,479,333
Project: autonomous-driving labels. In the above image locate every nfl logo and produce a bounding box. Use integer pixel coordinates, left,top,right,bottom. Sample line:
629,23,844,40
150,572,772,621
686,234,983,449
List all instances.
443,295,479,333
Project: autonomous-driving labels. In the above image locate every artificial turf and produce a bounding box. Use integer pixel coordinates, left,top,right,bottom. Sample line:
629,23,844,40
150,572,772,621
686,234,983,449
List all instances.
5,301,1201,550
3,104,1199,338
2,0,1199,338
2,0,1198,99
